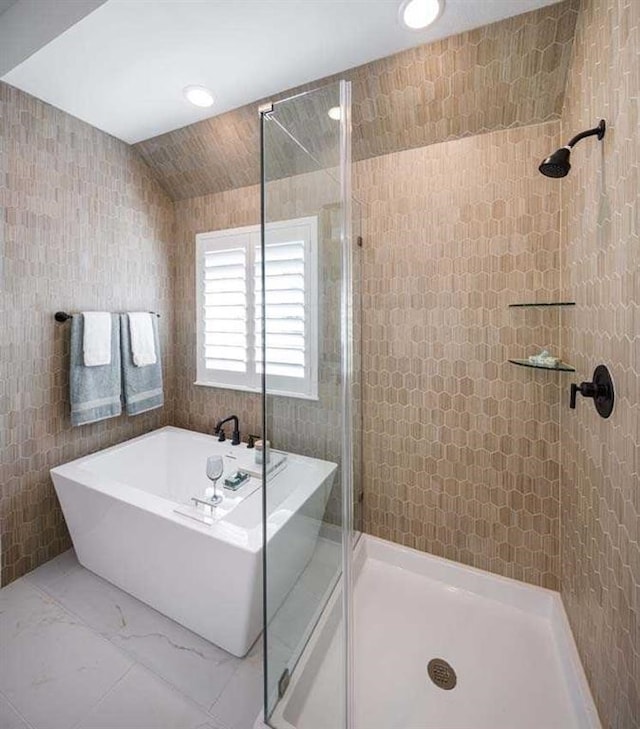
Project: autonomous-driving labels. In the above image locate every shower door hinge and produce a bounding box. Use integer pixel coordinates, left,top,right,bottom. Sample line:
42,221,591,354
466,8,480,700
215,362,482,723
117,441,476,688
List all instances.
258,102,274,115
356,236,363,248
278,668,290,699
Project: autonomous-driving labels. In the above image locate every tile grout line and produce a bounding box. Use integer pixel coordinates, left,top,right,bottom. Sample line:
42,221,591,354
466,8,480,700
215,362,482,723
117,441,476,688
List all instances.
25,572,213,693
114,631,240,711
9,578,138,729
207,647,257,717
67,663,137,729
206,705,236,729
20,569,240,725
2,579,227,729
99,662,229,729
207,649,264,729
0,686,36,729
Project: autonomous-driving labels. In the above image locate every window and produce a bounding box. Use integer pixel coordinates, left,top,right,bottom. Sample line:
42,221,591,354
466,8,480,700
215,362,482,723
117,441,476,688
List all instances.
195,217,318,400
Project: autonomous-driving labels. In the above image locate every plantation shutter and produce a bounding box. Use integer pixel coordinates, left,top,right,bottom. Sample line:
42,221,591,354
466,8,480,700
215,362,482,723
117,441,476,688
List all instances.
256,239,307,376
256,218,318,398
196,218,317,399
203,246,249,374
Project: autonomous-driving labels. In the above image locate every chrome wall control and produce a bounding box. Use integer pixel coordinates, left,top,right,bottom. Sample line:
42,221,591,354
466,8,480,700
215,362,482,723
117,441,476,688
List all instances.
570,364,615,418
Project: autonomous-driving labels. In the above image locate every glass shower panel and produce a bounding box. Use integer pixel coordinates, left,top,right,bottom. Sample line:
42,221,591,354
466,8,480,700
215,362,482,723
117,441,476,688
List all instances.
351,199,363,543
260,81,355,727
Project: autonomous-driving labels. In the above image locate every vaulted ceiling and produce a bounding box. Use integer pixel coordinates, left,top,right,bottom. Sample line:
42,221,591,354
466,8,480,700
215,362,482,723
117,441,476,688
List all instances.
3,0,564,144
134,0,578,201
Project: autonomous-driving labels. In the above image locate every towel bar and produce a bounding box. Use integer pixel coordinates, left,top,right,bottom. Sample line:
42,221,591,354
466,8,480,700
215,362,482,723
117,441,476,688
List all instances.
55,311,160,322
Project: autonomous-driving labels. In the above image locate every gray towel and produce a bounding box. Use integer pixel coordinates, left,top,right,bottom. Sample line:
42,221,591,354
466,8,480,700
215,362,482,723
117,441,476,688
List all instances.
120,314,164,415
70,314,122,426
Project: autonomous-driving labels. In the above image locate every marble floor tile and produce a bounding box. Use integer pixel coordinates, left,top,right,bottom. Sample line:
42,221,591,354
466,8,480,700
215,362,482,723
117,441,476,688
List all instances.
39,564,240,709
23,549,80,591
0,692,32,729
75,665,220,729
0,580,132,729
209,636,276,729
32,560,157,637
209,659,263,729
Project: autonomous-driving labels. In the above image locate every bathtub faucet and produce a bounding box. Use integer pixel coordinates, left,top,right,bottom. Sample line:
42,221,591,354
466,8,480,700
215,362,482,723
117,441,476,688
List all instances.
214,415,241,446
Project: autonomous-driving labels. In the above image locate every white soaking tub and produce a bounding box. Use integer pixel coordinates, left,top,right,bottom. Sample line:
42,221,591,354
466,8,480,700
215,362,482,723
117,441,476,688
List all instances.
50,426,337,657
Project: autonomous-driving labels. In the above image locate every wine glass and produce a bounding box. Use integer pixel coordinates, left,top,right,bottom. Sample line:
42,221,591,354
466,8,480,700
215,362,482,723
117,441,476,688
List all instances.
206,455,224,506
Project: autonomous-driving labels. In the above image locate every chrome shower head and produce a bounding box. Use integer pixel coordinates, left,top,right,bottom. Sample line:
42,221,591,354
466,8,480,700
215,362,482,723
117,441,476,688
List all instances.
538,119,605,178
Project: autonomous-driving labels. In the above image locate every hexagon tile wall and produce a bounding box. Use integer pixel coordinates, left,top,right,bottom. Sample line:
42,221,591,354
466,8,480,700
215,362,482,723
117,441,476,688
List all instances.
0,83,176,585
559,0,640,726
356,121,564,589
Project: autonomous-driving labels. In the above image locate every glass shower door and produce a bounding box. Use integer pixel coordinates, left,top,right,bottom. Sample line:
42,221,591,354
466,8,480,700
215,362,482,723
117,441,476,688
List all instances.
260,80,355,728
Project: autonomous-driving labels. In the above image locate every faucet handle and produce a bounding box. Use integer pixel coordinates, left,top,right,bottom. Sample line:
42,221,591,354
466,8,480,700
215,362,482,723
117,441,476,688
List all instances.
570,380,600,408
569,383,580,409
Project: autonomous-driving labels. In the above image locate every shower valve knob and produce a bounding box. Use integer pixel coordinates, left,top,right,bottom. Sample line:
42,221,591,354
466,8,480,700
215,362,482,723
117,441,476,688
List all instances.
569,365,614,418
570,382,599,408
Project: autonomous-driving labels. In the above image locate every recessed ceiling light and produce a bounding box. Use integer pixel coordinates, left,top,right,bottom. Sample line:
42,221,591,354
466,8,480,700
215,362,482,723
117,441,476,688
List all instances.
399,0,443,30
183,85,214,108
328,106,341,121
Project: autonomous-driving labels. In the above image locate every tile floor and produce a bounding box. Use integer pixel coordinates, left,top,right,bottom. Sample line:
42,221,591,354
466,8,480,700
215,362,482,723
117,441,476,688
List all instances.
1,537,600,729
0,550,262,729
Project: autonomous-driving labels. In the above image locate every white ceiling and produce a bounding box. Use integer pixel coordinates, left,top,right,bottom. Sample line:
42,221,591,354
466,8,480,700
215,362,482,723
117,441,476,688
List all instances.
1,0,563,144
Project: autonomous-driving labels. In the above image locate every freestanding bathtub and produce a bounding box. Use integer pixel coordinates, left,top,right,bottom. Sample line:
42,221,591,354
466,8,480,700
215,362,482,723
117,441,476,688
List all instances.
50,426,337,657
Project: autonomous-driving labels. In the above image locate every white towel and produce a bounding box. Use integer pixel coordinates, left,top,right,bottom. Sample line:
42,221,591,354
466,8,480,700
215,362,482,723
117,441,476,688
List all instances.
82,312,112,367
128,312,157,367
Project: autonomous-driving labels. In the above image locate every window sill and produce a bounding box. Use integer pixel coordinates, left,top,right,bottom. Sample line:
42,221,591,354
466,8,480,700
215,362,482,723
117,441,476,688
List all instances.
194,381,319,402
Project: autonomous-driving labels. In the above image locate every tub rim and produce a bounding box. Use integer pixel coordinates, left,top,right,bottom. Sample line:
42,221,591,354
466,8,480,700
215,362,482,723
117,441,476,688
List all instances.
50,425,338,554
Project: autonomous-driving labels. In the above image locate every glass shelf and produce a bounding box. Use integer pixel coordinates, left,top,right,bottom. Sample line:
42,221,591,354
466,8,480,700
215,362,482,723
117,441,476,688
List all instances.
508,302,575,308
508,358,576,372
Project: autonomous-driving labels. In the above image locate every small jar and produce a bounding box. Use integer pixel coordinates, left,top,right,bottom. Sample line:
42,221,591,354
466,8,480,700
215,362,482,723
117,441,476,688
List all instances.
255,439,270,465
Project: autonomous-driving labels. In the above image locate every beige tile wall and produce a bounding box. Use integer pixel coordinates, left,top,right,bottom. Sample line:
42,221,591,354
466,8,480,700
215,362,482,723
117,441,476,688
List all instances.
356,122,565,589
559,0,640,726
0,83,176,584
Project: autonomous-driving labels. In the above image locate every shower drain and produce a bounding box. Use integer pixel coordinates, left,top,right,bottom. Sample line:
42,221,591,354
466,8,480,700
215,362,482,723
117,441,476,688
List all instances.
427,658,457,690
